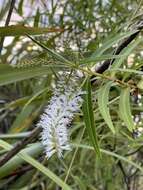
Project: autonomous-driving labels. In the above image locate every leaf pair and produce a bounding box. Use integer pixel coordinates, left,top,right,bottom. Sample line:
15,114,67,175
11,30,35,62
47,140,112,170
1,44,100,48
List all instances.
98,82,135,133
82,78,135,159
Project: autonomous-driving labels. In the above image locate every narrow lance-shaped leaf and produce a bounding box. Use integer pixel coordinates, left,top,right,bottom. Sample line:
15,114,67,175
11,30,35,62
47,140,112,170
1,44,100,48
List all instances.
90,30,137,58
34,8,40,27
111,37,142,77
82,78,100,157
79,54,128,65
0,143,43,178
17,0,24,15
97,81,115,133
10,104,36,133
0,140,72,190
27,35,72,66
0,25,63,37
0,64,65,86
119,87,135,132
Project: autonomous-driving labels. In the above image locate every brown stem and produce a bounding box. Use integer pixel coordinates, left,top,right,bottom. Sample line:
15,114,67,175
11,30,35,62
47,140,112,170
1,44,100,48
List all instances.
0,0,16,55
0,126,42,167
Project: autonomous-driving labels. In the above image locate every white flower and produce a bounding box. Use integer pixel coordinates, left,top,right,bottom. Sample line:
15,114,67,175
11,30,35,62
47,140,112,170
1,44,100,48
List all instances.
37,78,84,158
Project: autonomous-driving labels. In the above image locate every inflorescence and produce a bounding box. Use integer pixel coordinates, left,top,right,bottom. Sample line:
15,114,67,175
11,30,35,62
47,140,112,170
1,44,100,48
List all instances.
37,77,84,158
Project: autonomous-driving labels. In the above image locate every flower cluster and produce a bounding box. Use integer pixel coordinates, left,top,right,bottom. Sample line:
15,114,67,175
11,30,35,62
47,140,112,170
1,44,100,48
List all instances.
37,78,84,158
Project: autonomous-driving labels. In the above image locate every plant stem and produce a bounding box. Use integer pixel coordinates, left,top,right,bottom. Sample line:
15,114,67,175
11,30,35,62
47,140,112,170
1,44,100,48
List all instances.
79,67,136,89
0,0,16,55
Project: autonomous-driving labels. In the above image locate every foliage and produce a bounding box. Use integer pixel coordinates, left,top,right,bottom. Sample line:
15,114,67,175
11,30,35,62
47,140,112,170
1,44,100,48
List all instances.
0,0,143,190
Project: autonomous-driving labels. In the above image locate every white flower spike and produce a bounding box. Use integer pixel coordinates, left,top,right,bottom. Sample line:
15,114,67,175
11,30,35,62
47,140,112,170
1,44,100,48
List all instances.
37,77,84,159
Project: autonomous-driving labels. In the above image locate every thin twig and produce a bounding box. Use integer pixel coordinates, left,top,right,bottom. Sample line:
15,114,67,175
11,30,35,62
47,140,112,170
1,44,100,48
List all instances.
117,160,130,190
0,126,41,167
79,67,137,89
63,127,85,185
125,146,143,157
7,165,34,177
0,0,16,55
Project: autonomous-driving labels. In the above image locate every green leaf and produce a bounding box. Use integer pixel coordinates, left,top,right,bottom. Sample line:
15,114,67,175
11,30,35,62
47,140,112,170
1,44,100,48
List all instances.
17,0,24,15
80,54,127,65
119,87,135,132
22,87,49,110
109,68,143,75
0,140,72,190
137,78,143,90
0,25,63,37
110,37,142,77
10,104,36,133
73,176,86,190
0,143,43,178
0,64,62,86
27,35,73,66
0,132,30,139
90,30,137,58
73,143,143,173
34,8,40,27
97,81,115,133
82,77,100,157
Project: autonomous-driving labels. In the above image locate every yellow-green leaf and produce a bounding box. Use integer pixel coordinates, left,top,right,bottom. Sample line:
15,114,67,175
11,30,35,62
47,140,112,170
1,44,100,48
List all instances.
0,25,63,37
97,81,115,133
119,87,135,132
